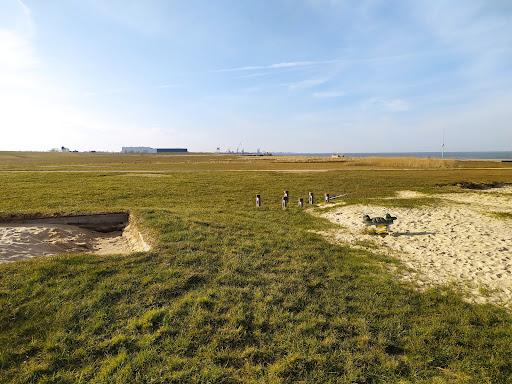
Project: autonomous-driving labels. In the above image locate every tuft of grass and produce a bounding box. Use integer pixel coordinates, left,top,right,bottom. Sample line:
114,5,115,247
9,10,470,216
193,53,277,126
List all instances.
489,211,512,220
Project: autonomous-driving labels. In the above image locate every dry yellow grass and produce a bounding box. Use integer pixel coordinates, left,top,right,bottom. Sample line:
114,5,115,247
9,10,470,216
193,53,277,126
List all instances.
344,156,458,168
260,155,506,169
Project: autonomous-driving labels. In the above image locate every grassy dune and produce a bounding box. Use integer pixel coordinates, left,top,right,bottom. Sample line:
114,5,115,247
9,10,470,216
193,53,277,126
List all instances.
1,154,511,383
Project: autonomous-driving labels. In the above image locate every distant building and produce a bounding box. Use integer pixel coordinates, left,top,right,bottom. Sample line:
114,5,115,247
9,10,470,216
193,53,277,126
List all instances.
121,147,188,154
156,148,188,153
121,147,157,154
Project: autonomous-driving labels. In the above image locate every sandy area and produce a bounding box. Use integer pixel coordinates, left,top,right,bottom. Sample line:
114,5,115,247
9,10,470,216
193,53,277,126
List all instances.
0,224,135,262
319,187,512,307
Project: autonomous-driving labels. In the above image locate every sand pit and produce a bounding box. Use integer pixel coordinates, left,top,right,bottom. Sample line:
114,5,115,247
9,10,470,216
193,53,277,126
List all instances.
0,213,150,262
319,188,512,307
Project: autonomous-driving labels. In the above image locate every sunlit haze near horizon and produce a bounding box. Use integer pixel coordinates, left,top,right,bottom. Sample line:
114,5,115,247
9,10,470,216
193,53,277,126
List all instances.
1,0,511,153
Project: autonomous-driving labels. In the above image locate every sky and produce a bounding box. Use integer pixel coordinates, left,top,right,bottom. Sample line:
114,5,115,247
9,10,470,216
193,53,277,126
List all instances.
0,0,511,153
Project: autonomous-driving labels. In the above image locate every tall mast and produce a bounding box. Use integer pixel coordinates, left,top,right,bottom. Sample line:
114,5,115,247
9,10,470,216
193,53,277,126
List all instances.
442,128,445,159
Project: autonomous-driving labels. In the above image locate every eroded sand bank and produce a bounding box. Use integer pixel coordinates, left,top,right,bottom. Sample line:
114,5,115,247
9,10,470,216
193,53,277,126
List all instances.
319,187,512,306
0,219,150,262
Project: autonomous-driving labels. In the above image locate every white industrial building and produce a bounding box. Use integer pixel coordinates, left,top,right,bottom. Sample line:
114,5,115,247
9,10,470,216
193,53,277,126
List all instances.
121,147,157,154
121,147,188,154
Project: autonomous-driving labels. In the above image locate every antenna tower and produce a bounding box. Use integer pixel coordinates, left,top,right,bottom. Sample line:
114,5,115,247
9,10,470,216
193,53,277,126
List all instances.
442,129,445,159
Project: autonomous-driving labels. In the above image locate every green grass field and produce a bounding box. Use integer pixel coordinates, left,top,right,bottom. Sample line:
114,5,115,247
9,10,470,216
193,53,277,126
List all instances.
1,153,511,383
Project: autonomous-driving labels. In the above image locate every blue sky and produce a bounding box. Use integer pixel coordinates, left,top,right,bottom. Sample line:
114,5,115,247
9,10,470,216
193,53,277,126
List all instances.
1,0,511,152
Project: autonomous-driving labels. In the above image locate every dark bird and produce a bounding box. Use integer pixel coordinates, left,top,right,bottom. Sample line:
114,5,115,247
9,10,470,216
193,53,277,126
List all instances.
363,213,397,226
385,213,397,224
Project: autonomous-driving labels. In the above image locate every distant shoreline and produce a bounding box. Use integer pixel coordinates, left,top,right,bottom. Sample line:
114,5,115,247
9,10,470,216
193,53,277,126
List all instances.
271,151,512,160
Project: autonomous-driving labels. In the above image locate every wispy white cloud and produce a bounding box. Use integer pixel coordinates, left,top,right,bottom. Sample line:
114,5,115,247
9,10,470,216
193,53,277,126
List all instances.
312,91,345,98
158,83,180,89
242,86,262,94
366,97,411,112
236,71,280,79
15,0,31,16
81,87,129,97
212,59,340,73
288,78,329,90
212,52,439,74
411,1,512,85
12,0,34,35
382,98,410,112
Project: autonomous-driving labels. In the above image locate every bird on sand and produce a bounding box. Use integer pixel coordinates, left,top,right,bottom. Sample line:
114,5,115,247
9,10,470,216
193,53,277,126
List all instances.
363,213,397,226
